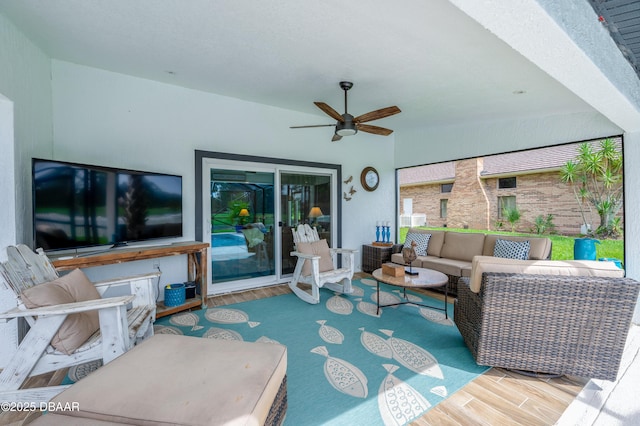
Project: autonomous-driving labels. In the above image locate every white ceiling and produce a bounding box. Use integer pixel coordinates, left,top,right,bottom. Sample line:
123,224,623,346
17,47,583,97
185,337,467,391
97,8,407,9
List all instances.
0,0,597,132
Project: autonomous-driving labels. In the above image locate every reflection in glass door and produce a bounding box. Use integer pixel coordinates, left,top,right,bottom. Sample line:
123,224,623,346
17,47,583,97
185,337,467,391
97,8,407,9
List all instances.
280,172,333,276
209,169,275,284
200,154,339,295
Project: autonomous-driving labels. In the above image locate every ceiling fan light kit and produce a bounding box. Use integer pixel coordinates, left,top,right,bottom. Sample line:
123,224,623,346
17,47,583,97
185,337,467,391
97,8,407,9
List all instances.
335,120,357,137
291,81,401,142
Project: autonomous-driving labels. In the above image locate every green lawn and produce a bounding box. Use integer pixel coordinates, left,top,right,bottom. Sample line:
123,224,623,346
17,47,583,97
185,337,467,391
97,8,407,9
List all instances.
399,227,624,264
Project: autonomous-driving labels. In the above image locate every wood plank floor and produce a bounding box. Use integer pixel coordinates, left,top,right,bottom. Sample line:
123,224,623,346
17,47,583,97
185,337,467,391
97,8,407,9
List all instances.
2,273,588,425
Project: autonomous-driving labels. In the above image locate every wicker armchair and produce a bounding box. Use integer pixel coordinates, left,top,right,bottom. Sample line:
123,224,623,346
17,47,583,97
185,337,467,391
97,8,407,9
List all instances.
454,273,640,381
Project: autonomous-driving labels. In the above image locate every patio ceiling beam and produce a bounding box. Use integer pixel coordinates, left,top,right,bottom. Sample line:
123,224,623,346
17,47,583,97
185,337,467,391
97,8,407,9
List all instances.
449,0,640,133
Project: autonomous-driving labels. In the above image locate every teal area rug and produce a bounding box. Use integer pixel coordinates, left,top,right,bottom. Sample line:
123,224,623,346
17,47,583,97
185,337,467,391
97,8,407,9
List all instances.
153,278,489,425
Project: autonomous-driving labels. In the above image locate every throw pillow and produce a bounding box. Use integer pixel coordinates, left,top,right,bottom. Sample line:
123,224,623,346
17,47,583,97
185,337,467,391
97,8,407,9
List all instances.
493,239,531,260
296,239,334,276
403,232,431,256
21,268,102,355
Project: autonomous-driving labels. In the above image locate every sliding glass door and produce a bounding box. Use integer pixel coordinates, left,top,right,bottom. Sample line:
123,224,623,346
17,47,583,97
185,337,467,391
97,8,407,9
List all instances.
209,168,276,285
201,156,338,295
280,172,333,275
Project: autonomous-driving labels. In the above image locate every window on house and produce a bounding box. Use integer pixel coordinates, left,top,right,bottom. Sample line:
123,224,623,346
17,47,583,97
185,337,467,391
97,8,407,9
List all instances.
498,177,516,189
440,199,448,218
498,196,516,218
441,183,453,193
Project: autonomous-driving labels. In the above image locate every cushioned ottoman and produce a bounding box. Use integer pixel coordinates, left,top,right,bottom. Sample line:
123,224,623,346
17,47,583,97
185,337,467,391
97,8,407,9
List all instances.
33,334,287,426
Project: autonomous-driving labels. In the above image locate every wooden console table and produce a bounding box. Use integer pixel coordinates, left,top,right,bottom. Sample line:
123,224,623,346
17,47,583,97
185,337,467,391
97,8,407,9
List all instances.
51,241,209,318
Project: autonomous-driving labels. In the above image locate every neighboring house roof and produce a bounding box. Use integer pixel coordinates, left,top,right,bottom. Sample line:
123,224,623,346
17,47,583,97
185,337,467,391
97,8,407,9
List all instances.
398,162,455,186
481,143,581,176
399,137,622,185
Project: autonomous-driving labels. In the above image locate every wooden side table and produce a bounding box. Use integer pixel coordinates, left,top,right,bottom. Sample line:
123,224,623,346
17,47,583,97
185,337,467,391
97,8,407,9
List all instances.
362,243,394,273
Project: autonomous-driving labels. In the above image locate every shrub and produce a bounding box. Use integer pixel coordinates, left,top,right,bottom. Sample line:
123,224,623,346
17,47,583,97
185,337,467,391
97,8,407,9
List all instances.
532,214,556,235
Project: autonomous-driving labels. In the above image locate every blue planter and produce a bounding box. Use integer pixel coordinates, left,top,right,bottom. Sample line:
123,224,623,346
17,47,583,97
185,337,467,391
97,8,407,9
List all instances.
164,283,186,307
574,238,600,260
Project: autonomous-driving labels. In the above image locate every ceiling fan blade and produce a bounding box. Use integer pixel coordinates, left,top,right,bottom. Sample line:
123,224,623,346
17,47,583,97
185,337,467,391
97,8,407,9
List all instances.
357,123,394,136
331,134,342,142
314,102,344,122
290,124,336,129
354,106,401,123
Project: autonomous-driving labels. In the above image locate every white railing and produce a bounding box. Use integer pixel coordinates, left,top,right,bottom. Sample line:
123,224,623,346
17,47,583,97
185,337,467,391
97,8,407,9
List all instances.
399,214,427,227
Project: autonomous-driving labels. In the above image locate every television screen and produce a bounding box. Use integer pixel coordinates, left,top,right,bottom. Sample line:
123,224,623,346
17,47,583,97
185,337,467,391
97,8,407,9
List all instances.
33,159,183,251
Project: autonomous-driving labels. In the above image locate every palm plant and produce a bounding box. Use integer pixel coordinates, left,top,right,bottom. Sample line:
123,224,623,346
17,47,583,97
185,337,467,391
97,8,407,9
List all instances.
502,206,521,232
560,139,623,238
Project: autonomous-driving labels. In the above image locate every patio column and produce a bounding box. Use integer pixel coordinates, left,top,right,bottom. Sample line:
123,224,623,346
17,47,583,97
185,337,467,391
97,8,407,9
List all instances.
624,133,640,324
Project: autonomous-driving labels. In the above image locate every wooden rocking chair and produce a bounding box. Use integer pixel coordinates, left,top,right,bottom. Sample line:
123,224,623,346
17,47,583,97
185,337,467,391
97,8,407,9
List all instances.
0,244,160,403
289,224,357,304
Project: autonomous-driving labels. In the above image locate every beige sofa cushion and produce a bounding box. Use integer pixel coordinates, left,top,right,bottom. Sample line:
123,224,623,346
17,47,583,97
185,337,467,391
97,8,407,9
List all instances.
45,334,287,426
482,234,551,260
469,255,625,293
390,252,422,266
425,230,445,257
440,232,486,262
421,257,471,277
405,228,445,257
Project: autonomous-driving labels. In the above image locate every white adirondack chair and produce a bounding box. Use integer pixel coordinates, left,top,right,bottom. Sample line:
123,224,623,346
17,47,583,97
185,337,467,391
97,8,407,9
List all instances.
0,244,160,403
289,224,357,304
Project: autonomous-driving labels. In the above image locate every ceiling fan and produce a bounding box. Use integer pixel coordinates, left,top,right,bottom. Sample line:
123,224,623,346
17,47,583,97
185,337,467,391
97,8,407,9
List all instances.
290,81,401,142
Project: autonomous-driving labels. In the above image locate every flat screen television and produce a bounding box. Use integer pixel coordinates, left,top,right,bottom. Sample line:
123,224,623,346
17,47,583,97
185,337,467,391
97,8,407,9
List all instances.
33,158,183,251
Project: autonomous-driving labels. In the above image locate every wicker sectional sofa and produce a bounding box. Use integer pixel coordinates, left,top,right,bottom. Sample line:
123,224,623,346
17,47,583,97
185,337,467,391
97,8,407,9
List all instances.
390,229,552,295
454,256,639,380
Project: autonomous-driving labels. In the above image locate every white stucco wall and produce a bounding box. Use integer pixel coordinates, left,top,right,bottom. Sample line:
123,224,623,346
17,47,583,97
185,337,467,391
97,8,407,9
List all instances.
623,133,640,323
0,13,53,367
0,94,15,254
0,14,53,246
50,60,396,284
0,93,17,368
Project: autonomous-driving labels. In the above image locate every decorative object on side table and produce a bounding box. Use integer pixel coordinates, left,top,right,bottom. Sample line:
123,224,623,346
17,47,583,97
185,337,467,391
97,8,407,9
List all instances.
373,220,393,247
381,262,405,277
402,240,419,275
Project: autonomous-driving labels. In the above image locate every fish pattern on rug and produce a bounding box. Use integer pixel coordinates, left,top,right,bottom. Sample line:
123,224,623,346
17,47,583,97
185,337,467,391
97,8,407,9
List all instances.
311,346,368,398
153,279,489,426
378,364,431,426
169,312,204,331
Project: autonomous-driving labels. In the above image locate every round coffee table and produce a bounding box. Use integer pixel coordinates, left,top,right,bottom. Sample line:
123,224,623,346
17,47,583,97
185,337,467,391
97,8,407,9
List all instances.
372,267,449,317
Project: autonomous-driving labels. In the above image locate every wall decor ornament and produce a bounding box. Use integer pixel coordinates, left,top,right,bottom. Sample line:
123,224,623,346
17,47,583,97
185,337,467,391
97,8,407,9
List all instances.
361,166,379,192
